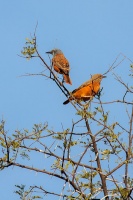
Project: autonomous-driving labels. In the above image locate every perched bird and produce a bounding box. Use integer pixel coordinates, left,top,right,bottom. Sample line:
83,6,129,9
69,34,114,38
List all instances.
46,49,72,85
63,74,106,105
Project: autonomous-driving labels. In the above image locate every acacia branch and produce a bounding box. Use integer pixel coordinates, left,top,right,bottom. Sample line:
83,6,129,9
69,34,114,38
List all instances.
2,125,10,163
8,161,87,197
84,117,108,198
93,100,133,105
104,53,126,75
125,106,133,188
29,185,70,198
19,145,97,171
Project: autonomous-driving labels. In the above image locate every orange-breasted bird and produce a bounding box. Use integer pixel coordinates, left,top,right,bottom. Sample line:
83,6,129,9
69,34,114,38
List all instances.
63,74,106,105
46,49,72,85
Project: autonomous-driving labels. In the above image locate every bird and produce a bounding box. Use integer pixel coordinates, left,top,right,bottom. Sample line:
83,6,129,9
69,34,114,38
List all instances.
63,74,106,105
46,49,72,85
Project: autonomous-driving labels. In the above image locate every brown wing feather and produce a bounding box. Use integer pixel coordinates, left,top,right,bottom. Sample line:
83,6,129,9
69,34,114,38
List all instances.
72,80,93,94
52,54,70,75
73,74,103,93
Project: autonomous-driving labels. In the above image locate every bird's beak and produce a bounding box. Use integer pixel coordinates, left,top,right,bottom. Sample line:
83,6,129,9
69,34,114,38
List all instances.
46,51,52,54
102,75,106,78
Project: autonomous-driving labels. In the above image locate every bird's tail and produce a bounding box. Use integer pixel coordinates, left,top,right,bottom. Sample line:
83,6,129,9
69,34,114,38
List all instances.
63,74,72,85
63,99,70,105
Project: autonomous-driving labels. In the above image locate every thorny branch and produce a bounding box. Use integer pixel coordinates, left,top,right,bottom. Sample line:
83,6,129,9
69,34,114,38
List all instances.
84,116,109,199
1,30,133,199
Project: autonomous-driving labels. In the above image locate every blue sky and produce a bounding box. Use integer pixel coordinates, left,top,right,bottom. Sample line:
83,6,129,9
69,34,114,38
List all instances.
1,1,133,199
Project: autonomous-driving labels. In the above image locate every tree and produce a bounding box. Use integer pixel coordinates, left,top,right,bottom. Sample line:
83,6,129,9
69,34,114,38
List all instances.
0,32,133,200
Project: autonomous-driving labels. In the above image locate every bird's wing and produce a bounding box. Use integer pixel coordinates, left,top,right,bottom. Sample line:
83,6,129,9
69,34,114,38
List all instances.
53,54,70,74
72,80,92,94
